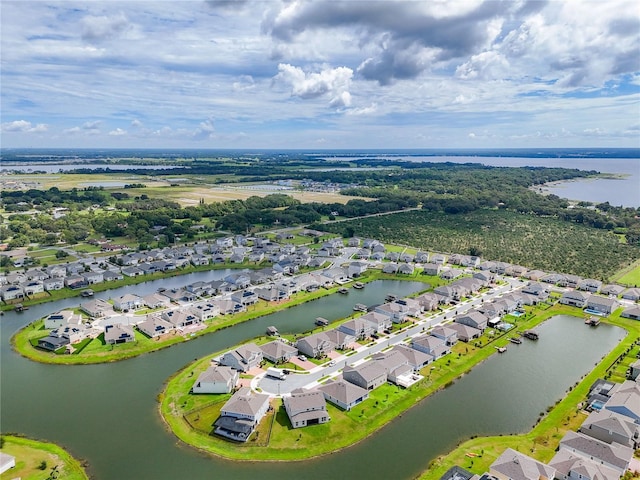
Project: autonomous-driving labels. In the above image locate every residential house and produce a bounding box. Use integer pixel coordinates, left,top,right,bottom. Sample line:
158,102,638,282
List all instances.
192,365,239,394
374,302,410,323
390,344,433,369
411,335,450,359
23,281,44,296
142,292,171,309
559,291,591,308
559,274,582,288
324,329,356,350
102,270,124,282
548,449,620,480
431,253,447,265
104,324,135,345
38,324,91,351
559,430,633,473
603,380,640,423
231,290,258,306
296,332,336,358
579,409,640,449
260,340,298,364
338,318,374,339
137,316,174,338
422,263,442,276
449,323,482,342
398,263,415,275
190,254,210,266
430,326,458,345
161,310,201,329
347,261,368,278
473,271,495,285
621,305,640,321
113,294,143,311
382,263,399,274
600,284,625,297
255,285,288,302
490,448,556,480
284,389,330,428
64,275,88,289
317,380,369,411
190,302,220,321
219,343,263,372
43,278,65,291
578,278,603,293
44,310,81,329
433,285,457,304
586,296,619,315
121,266,144,277
455,311,489,331
82,271,104,285
214,387,270,442
522,282,550,300
415,292,440,311
359,311,392,333
440,268,463,280
621,288,640,302
80,298,113,318
343,361,388,391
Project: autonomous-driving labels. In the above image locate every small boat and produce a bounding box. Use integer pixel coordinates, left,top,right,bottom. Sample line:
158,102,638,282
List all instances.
385,294,398,302
14,303,28,312
353,303,367,312
495,346,507,353
509,336,522,344
523,330,539,340
266,326,279,336
353,282,365,289
81,289,94,297
338,287,349,294
315,317,329,326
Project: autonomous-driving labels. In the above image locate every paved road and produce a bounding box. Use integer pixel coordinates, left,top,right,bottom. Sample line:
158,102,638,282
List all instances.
257,275,525,395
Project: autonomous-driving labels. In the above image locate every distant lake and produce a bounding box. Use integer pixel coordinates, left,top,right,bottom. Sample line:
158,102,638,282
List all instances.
0,163,182,173
326,155,640,207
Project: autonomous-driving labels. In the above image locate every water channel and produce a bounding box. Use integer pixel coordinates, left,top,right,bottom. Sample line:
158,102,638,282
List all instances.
0,271,625,480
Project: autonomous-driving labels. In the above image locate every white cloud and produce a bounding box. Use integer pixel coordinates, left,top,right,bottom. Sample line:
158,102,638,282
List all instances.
1,120,48,133
108,128,127,136
64,121,102,135
275,63,353,107
81,13,131,43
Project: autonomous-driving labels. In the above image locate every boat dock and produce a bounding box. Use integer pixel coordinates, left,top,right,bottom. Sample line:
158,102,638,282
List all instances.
586,316,600,327
353,303,367,312
495,346,507,353
523,330,539,340
266,326,279,336
509,336,522,344
338,287,349,294
353,282,364,289
315,317,329,326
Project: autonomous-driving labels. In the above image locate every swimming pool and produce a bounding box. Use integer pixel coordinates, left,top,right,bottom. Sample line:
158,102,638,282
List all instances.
584,308,606,316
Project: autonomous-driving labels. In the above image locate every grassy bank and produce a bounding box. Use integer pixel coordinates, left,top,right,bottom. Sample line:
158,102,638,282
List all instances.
159,302,568,461
0,434,88,480
419,308,640,480
11,270,431,365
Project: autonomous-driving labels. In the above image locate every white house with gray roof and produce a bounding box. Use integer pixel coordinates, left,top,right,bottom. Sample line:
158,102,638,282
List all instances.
192,365,239,394
579,409,640,449
137,316,174,338
283,389,330,428
104,324,135,345
296,332,336,358
260,340,298,364
343,362,387,390
455,310,488,331
411,335,450,359
559,290,591,308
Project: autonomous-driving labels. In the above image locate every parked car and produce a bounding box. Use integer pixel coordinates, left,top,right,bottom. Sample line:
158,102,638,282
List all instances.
298,355,307,361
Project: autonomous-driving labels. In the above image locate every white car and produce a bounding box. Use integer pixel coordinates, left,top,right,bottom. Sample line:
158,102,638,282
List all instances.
328,360,336,367
298,355,307,361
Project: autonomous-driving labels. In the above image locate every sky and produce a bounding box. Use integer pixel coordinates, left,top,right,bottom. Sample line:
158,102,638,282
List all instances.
1,0,639,149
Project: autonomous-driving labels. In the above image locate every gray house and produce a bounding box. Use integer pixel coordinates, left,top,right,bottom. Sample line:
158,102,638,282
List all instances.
585,296,619,315
104,324,135,345
214,387,270,442
192,365,239,394
317,380,369,411
455,311,488,331
260,340,298,364
219,343,263,372
343,362,387,390
559,290,591,308
283,389,330,428
295,332,336,358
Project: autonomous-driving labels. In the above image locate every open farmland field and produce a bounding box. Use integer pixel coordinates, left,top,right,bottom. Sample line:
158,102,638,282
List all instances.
316,209,640,280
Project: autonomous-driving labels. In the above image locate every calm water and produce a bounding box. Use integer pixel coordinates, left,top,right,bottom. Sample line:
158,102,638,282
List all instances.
0,266,624,480
327,155,640,207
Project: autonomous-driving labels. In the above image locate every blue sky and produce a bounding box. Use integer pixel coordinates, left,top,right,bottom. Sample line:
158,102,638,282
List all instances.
1,0,639,149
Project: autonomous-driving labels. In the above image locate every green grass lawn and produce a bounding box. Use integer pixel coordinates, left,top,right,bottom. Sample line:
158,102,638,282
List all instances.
614,260,640,287
0,435,88,480
159,303,575,461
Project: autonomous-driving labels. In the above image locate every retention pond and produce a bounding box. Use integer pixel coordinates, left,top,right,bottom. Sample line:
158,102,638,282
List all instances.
1,273,624,480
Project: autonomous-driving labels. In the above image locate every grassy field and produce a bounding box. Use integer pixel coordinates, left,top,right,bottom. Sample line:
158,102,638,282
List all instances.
159,302,576,461
0,435,88,480
612,260,640,287
420,308,640,480
317,209,640,280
